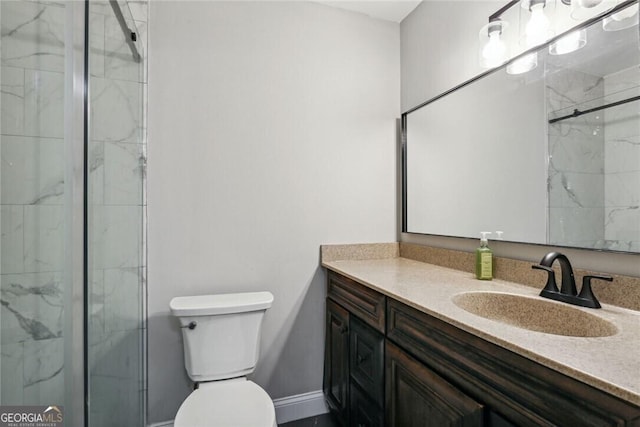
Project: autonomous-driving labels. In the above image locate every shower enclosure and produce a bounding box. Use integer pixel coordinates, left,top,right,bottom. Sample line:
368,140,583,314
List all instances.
0,1,146,425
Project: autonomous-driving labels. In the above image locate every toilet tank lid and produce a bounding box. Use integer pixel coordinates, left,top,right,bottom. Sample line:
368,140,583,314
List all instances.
170,291,274,316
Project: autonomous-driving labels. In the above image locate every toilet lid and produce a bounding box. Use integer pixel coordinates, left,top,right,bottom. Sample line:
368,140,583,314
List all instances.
174,379,276,427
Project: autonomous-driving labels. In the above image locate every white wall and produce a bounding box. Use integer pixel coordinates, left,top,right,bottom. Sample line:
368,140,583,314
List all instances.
147,1,399,423
401,0,503,112
400,1,640,276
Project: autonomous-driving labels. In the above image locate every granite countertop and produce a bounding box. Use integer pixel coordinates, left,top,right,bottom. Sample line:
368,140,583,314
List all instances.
322,256,640,406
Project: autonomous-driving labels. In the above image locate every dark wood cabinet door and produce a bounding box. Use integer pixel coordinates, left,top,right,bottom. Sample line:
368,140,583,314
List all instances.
350,382,384,427
386,341,484,427
324,298,350,425
350,316,384,407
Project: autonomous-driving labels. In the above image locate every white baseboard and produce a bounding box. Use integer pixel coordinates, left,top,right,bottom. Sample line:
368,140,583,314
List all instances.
273,390,328,424
147,390,328,427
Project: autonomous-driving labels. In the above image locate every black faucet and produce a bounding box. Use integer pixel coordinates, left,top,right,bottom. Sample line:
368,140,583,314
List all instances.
532,252,613,309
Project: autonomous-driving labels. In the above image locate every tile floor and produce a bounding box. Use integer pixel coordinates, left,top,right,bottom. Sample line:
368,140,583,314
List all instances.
280,413,337,427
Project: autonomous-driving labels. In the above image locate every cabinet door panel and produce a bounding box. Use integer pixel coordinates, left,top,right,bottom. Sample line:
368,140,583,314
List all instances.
350,382,384,427
386,341,484,427
324,298,350,425
350,316,384,407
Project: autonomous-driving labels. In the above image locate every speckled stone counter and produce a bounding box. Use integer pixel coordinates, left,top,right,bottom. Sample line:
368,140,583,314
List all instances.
321,244,640,406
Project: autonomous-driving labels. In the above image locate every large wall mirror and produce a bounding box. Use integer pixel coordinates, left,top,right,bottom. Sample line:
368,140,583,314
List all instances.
403,0,639,253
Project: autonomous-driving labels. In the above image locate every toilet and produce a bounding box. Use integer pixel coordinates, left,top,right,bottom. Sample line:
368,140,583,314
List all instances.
170,291,276,427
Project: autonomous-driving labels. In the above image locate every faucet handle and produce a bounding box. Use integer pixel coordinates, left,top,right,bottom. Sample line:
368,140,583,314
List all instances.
532,264,558,293
578,275,613,309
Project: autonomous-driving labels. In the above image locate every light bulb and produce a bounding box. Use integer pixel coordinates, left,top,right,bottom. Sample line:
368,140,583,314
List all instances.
549,29,587,55
482,30,508,67
507,53,538,75
526,2,552,47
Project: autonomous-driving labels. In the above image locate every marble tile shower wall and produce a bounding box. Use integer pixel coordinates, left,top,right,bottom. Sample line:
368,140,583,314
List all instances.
0,1,148,423
1,0,68,406
547,68,605,249
603,67,640,252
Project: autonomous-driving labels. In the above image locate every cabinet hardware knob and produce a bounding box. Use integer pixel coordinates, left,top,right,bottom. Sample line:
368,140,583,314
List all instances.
357,353,370,364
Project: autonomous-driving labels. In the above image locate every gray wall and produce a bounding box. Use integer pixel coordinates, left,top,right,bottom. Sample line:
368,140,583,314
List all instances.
147,1,399,423
400,1,640,276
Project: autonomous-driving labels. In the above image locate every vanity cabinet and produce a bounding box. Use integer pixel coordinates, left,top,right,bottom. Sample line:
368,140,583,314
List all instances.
387,298,640,426
324,298,350,423
324,272,386,427
386,340,483,427
324,271,640,427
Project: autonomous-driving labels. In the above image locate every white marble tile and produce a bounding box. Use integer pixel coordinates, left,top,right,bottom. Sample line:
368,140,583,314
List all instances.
604,66,640,100
1,205,24,275
89,375,143,427
104,142,144,205
1,66,25,136
127,1,148,24
548,123,604,174
90,77,142,143
23,337,64,406
0,136,64,205
605,204,640,237
89,268,106,345
89,11,106,78
88,0,114,16
546,69,604,115
90,205,142,270
605,171,640,207
24,69,64,138
89,141,105,205
23,205,64,273
1,342,24,405
104,267,142,333
0,1,66,73
0,271,64,344
104,15,145,83
89,329,142,380
548,171,605,208
548,206,605,246
605,135,640,174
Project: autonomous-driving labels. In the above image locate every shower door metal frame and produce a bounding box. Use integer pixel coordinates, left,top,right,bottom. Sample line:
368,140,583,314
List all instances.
63,2,87,426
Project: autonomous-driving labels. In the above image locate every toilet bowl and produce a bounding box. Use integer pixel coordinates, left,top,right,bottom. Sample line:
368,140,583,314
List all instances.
170,291,275,427
174,378,276,427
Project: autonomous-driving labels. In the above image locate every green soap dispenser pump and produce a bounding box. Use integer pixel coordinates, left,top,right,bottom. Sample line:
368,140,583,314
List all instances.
475,232,493,280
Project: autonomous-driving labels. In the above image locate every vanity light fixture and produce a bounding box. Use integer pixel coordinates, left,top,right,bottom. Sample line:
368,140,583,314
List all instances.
478,0,519,68
525,0,555,47
480,19,510,67
567,0,610,19
549,28,587,54
479,0,626,72
603,1,639,30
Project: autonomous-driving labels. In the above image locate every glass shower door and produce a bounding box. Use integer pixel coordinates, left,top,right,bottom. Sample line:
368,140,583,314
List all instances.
1,1,146,425
86,1,146,426
0,0,85,424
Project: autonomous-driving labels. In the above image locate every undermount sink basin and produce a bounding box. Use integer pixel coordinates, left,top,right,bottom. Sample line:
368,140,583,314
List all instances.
452,292,618,337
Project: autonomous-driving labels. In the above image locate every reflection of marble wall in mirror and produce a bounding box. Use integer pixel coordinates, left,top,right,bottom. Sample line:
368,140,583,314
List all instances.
547,68,605,249
604,66,640,252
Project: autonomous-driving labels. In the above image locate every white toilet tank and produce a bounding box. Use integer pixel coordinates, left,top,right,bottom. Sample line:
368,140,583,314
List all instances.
170,291,274,382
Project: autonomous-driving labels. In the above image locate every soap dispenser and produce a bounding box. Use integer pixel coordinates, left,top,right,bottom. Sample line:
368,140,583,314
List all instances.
475,232,493,280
